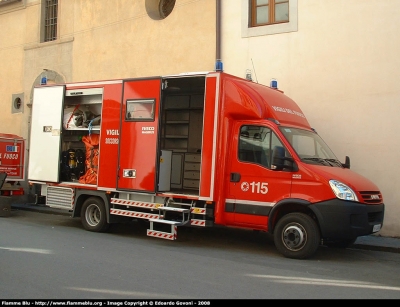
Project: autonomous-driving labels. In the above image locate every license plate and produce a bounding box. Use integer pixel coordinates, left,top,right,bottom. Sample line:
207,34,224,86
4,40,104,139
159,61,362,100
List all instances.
373,224,381,232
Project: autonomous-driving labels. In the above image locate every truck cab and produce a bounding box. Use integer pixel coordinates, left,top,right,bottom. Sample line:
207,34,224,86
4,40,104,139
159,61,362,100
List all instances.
214,73,384,258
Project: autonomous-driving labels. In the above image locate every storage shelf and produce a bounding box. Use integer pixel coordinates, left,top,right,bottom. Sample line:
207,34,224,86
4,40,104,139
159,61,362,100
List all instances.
162,94,203,156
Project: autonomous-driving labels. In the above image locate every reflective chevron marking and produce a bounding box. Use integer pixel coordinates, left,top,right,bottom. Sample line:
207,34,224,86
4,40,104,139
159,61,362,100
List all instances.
146,227,177,240
191,219,206,226
111,198,162,209
110,208,159,220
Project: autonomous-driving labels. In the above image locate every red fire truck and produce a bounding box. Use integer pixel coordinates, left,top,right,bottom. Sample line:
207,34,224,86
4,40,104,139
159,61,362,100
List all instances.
27,68,384,259
0,133,25,216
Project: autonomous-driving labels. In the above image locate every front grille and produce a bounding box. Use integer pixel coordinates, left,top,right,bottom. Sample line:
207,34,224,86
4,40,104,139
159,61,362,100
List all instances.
359,191,383,204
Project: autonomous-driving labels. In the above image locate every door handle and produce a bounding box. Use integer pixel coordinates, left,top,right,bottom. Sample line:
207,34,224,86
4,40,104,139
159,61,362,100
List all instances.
230,172,241,182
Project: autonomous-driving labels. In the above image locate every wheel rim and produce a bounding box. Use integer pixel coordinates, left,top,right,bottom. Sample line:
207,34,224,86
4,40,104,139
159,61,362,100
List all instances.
85,203,101,227
281,223,307,251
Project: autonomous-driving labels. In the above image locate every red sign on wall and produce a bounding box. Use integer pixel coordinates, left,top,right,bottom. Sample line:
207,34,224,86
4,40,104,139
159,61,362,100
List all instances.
0,134,25,180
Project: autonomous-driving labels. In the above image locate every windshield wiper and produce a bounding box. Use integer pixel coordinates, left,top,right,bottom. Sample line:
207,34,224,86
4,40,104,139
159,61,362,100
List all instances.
302,157,331,166
323,158,343,167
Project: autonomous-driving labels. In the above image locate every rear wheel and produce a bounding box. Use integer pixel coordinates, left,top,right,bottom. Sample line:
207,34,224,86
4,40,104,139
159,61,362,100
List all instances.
273,212,320,259
81,197,109,232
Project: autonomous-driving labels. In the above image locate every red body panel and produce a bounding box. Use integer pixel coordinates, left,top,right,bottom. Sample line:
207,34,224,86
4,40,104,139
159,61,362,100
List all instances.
97,83,123,189
199,75,217,199
220,74,310,128
291,163,381,203
117,78,161,192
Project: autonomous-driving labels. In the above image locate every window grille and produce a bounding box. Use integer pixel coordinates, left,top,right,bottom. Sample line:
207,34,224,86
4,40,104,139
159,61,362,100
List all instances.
44,0,58,42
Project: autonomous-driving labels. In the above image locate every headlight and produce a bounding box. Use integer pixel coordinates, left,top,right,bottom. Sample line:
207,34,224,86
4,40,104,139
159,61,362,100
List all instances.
329,180,358,201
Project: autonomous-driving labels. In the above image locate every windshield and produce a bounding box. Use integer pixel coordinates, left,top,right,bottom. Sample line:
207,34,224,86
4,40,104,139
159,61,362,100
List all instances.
279,127,342,167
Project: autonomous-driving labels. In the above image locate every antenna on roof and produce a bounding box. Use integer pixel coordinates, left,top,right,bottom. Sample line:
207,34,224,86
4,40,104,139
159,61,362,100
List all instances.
251,59,258,83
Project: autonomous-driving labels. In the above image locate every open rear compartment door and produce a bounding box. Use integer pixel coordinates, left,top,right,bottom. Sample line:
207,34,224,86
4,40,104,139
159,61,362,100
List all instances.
28,86,65,182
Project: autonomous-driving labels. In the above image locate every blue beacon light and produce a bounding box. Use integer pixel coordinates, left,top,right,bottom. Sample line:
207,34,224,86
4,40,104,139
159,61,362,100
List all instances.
270,78,278,89
215,60,223,72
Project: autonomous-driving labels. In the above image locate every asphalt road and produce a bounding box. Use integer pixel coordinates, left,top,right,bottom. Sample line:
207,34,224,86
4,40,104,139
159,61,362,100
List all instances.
1,210,400,300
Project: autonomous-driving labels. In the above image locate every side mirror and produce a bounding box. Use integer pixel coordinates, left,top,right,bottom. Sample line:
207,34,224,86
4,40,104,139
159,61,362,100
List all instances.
342,156,350,169
271,146,286,171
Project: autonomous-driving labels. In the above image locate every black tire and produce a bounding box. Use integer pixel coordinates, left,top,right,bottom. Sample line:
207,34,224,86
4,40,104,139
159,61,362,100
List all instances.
273,212,320,259
81,197,109,232
324,238,357,248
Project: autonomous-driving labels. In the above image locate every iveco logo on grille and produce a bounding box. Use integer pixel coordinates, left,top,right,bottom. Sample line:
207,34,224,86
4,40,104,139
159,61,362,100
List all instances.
370,195,380,199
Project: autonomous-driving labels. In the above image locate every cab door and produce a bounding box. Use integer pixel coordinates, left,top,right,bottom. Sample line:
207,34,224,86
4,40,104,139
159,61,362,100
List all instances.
117,78,161,192
226,122,292,226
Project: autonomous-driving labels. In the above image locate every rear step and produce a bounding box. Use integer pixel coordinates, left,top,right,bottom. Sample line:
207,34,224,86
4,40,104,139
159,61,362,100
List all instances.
147,202,192,240
147,220,181,240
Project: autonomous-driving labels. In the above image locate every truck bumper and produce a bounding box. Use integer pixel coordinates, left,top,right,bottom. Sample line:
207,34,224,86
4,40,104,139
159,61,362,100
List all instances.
311,199,385,240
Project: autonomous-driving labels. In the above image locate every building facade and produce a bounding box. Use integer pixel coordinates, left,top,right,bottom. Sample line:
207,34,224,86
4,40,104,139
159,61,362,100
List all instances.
0,0,217,198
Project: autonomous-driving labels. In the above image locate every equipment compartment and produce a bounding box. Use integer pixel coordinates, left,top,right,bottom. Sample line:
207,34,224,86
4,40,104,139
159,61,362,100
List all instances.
60,88,103,184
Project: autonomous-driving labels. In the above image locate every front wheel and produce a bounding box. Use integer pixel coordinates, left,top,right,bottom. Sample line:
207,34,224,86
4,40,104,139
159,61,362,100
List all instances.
81,197,109,232
273,212,320,259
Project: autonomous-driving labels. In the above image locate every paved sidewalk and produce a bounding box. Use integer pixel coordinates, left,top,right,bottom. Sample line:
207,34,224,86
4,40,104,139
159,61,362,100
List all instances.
351,234,400,253
8,202,400,254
